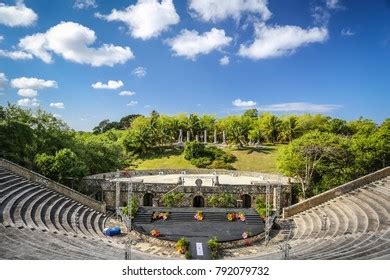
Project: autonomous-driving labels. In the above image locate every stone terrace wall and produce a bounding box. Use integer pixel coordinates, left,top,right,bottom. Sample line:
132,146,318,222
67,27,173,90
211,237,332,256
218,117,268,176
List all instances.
283,166,390,218
87,169,291,184
0,158,106,213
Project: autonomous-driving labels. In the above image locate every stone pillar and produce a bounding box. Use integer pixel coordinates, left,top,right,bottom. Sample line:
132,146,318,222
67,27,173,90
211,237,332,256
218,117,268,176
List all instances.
237,199,243,208
213,129,217,144
115,182,121,212
273,187,277,211
187,131,190,142
178,129,183,143
214,175,219,186
204,130,207,143
195,134,199,142
152,198,159,207
222,131,226,145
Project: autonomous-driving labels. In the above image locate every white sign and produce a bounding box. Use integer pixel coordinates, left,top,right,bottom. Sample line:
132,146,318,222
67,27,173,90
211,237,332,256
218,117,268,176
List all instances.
196,243,204,256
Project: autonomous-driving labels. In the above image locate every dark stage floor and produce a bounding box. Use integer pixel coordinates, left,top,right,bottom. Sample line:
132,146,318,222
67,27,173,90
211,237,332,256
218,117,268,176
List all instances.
134,207,265,242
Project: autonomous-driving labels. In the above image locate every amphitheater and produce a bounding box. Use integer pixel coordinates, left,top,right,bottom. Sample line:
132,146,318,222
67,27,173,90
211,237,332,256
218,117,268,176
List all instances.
0,158,389,260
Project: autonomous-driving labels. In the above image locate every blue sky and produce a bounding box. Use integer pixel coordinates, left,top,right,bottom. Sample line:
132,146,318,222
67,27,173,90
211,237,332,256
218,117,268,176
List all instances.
0,0,389,131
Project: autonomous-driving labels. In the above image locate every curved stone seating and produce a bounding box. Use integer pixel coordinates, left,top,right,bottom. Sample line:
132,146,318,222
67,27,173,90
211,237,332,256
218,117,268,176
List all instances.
0,167,123,260
285,176,390,260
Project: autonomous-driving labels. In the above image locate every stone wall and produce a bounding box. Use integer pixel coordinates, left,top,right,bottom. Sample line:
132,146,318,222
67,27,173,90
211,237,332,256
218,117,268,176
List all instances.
102,180,291,210
0,158,106,213
283,166,390,218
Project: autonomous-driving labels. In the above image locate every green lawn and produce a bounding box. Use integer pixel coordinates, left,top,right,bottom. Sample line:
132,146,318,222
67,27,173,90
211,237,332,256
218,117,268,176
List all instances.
227,145,282,173
134,145,282,173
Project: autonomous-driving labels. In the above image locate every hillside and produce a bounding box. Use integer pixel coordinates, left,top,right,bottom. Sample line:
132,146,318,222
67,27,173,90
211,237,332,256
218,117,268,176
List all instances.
134,145,281,173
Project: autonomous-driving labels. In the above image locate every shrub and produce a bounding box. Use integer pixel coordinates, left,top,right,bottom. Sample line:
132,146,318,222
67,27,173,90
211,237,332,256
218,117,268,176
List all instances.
176,237,189,254
207,237,220,259
184,142,237,169
161,192,185,208
190,157,212,168
185,251,192,260
121,196,139,219
255,197,273,218
208,193,236,208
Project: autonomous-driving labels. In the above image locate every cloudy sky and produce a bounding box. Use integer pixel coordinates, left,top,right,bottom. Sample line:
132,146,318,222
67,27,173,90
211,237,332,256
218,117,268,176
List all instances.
0,0,389,130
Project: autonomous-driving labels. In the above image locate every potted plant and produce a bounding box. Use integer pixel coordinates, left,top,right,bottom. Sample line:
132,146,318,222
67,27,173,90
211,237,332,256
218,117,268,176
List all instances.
207,237,220,259
150,229,160,237
227,213,234,221
242,231,252,246
194,211,204,221
238,212,246,222
176,237,189,254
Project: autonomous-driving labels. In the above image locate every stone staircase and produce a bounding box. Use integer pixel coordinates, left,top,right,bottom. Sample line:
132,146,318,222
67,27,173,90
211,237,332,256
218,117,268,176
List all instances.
0,166,124,259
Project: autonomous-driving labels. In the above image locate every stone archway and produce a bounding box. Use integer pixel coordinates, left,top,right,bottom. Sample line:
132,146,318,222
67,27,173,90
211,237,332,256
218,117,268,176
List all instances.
241,194,252,208
193,196,205,208
143,193,154,207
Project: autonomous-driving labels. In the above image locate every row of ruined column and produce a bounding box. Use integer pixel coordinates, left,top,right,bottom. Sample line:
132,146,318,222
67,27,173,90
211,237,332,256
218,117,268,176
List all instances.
177,129,226,144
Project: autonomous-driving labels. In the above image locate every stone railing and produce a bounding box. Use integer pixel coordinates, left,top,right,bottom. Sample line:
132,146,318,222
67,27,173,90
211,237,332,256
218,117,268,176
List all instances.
86,169,291,184
283,166,390,218
0,158,106,213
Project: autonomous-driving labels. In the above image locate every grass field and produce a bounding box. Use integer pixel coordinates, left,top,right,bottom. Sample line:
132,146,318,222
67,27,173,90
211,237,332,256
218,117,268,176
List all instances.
134,145,282,173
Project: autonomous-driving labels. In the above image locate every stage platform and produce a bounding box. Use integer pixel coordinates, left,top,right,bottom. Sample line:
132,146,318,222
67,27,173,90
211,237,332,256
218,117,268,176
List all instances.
133,207,265,242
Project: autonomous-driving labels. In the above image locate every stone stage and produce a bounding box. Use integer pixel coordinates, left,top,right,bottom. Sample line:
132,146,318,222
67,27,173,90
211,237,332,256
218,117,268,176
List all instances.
133,207,265,242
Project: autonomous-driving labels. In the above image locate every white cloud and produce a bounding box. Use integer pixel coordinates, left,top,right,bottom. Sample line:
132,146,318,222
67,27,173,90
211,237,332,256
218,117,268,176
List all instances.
127,101,138,106
188,0,271,23
0,73,7,90
0,49,33,60
0,35,4,42
96,0,179,40
119,91,136,96
11,77,58,90
92,80,124,90
50,102,65,109
239,23,328,60
132,66,147,78
18,21,134,66
232,99,256,107
257,102,342,113
326,0,340,9
0,1,38,27
341,28,354,36
17,97,39,107
219,55,230,65
167,28,232,60
74,0,97,9
17,88,38,97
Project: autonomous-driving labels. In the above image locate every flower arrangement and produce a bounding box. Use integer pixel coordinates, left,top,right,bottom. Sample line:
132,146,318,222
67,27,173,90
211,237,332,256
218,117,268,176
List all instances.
152,211,170,221
176,237,189,254
242,231,252,246
150,229,160,237
238,212,246,221
194,211,204,221
227,212,246,222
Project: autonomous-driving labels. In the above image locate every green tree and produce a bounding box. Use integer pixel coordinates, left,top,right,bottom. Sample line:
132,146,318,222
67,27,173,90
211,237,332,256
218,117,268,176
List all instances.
122,117,155,155
277,131,350,198
35,148,88,182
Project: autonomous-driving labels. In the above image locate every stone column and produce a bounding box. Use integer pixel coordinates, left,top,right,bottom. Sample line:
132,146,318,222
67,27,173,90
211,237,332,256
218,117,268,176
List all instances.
214,175,219,186
187,131,190,142
204,130,207,143
115,182,121,213
273,187,277,211
236,199,243,208
222,131,226,145
213,129,217,144
178,129,183,143
195,134,199,142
